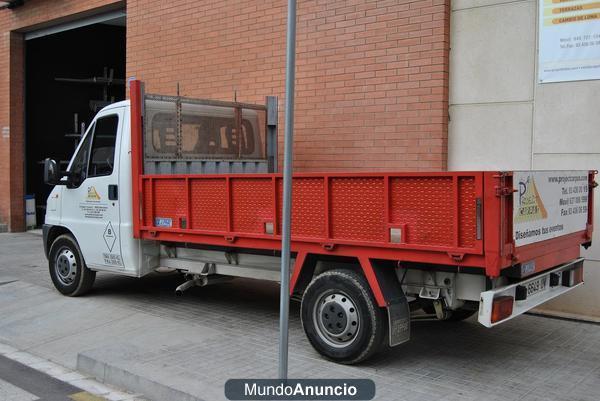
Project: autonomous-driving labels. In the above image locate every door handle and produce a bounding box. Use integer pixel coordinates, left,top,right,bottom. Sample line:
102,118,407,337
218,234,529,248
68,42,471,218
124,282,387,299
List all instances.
108,184,118,200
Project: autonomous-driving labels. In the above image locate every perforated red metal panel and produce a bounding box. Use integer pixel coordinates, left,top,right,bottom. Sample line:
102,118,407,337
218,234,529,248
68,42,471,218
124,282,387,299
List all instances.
190,179,228,232
140,174,482,249
143,174,481,249
330,177,386,242
138,172,488,265
153,179,186,228
231,178,273,233
458,177,477,248
277,178,326,238
390,177,454,246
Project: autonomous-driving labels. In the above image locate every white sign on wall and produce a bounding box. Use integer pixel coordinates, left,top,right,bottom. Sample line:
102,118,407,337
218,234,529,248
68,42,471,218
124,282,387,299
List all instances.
513,171,589,246
539,0,600,83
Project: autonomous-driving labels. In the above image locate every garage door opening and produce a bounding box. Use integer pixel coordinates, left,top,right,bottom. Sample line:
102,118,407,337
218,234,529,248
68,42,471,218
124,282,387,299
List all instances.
25,13,126,227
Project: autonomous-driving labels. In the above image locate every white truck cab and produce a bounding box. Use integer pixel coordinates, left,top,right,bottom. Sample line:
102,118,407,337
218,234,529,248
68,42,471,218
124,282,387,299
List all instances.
44,101,149,294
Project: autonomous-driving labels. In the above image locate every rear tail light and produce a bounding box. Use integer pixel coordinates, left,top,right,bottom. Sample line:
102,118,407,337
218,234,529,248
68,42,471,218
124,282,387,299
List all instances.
562,265,584,287
491,295,514,323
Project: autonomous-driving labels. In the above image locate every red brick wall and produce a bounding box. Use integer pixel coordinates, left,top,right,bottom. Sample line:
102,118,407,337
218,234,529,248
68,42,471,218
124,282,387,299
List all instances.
8,32,24,231
0,0,122,230
127,0,450,171
0,0,449,231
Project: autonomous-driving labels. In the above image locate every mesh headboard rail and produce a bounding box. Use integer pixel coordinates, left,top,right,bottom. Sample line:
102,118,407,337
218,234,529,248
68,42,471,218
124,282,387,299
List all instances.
143,93,278,174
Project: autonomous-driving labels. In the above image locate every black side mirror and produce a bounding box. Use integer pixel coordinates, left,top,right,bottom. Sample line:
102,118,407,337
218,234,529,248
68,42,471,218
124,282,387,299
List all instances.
44,158,68,186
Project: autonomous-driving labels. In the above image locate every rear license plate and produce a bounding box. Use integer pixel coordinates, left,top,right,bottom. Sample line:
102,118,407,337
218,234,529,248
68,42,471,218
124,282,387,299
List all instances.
525,277,547,297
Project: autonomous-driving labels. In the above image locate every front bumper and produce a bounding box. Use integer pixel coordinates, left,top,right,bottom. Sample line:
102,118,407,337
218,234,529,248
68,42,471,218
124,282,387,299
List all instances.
478,258,584,327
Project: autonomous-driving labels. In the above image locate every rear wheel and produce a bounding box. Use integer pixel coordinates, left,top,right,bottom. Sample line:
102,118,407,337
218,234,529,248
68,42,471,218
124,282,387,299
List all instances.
49,234,96,296
300,269,387,364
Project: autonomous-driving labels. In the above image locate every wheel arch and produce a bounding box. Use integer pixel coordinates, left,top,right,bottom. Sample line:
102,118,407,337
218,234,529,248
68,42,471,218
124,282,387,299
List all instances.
290,253,402,308
43,225,75,259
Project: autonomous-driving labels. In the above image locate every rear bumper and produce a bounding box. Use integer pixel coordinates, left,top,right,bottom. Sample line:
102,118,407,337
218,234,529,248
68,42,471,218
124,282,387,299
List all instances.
478,258,584,327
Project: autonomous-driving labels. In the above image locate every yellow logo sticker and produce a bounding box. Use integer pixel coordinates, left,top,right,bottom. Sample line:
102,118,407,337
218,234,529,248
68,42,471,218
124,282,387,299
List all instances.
86,186,101,201
515,176,548,223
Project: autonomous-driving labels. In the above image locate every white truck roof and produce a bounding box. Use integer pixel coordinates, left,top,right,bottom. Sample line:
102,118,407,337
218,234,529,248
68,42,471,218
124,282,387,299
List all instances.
101,100,130,111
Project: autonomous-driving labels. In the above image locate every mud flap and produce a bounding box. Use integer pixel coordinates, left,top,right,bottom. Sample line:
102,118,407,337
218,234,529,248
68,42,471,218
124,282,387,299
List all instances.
370,260,410,347
387,298,410,346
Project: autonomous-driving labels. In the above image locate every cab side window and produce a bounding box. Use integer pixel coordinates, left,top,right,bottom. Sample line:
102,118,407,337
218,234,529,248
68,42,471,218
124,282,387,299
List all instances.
88,115,119,177
69,125,94,188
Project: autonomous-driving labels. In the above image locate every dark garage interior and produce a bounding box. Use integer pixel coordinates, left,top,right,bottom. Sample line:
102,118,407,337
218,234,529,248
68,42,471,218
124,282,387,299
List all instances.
25,17,125,227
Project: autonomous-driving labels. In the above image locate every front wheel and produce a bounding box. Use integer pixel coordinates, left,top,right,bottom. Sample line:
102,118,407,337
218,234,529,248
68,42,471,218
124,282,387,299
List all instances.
301,269,387,364
48,234,96,296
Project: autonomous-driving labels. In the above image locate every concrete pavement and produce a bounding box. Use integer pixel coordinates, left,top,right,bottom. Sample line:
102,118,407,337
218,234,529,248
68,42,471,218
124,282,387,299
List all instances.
1,232,600,401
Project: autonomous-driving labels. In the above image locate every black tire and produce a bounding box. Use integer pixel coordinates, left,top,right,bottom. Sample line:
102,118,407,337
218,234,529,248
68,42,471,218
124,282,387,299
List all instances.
300,269,387,364
48,234,96,296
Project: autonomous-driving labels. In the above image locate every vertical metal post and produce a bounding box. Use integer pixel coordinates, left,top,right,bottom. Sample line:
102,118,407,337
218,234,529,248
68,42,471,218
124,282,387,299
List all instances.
279,0,297,380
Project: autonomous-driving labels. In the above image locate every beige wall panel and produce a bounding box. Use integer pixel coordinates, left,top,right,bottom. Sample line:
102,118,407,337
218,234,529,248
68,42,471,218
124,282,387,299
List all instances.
448,103,533,170
534,81,600,154
450,1,536,104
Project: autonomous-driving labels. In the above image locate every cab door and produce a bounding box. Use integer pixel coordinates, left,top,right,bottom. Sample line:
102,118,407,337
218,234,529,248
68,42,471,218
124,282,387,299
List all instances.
60,108,125,270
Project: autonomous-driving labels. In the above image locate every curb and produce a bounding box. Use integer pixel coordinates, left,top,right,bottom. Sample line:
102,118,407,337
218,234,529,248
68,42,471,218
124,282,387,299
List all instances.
77,352,206,401
0,342,144,401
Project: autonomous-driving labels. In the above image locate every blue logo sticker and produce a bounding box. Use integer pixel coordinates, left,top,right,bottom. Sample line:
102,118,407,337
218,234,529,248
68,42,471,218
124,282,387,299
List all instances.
154,217,172,228
521,260,536,276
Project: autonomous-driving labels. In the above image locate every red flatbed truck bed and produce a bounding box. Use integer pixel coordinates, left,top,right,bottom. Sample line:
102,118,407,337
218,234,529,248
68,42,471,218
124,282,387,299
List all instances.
132,170,593,278
128,80,595,363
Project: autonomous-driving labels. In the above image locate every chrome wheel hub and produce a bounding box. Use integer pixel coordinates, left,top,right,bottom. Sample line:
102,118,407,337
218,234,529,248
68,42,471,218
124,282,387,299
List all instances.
55,248,77,285
313,292,359,348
